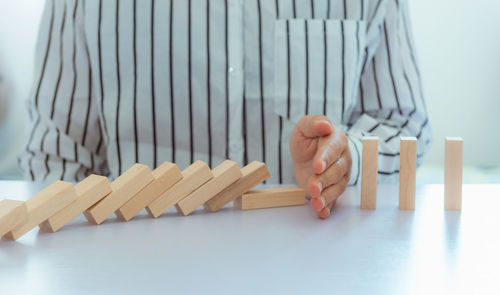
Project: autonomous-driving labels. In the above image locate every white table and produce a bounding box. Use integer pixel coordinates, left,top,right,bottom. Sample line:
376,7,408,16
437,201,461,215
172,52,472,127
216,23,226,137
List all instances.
1,181,499,295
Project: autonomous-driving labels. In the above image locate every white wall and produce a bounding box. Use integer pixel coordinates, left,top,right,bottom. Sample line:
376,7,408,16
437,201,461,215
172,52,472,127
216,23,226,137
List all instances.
409,0,500,167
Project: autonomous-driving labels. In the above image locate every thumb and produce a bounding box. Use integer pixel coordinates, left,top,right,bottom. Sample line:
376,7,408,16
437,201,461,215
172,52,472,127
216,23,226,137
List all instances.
296,115,333,138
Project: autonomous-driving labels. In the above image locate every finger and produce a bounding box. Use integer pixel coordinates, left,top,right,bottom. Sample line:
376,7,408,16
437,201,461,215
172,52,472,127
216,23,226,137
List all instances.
313,130,347,174
296,115,333,138
307,152,347,198
310,174,348,212
319,200,337,219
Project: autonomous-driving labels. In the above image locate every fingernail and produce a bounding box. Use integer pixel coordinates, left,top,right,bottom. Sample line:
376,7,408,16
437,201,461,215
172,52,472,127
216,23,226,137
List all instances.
317,181,323,194
319,196,326,208
310,196,326,212
321,160,327,172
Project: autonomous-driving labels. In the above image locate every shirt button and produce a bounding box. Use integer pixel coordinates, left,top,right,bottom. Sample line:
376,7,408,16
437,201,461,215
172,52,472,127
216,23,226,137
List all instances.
228,67,235,73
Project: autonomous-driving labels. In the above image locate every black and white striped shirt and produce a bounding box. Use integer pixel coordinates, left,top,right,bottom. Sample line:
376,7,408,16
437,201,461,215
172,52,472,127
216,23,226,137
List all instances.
20,0,432,185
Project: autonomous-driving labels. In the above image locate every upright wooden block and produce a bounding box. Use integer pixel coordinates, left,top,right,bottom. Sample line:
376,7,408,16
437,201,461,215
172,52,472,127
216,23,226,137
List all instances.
116,162,183,221
361,136,378,210
84,164,154,224
176,160,242,216
146,161,213,218
39,175,111,232
204,161,270,212
4,181,77,240
399,137,417,210
0,200,28,237
445,137,463,210
234,187,306,210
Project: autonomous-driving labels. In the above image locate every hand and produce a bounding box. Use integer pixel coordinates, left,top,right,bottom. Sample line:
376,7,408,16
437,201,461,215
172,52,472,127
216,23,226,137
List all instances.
290,115,352,219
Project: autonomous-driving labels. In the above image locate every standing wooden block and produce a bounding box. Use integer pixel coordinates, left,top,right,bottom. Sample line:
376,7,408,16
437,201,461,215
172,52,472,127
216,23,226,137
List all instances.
204,161,270,212
361,136,378,210
399,137,417,210
4,181,77,240
39,175,111,232
234,187,306,210
146,160,213,218
84,164,154,224
176,160,242,216
0,200,28,237
445,137,463,210
116,162,183,221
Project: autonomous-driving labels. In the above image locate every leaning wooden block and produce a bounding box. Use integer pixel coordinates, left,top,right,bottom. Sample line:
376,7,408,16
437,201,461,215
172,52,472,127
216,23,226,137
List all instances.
0,200,28,237
39,175,111,232
4,181,77,240
445,137,463,210
84,164,154,224
146,160,213,218
116,162,183,221
361,136,378,210
204,161,270,212
399,137,417,210
234,187,306,210
176,160,242,216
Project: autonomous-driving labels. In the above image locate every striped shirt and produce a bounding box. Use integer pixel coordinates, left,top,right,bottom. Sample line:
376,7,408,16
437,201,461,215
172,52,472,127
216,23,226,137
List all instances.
20,0,432,185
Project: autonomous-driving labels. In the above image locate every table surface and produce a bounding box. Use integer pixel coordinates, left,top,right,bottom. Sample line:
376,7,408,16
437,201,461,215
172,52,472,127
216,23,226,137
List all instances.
0,181,499,295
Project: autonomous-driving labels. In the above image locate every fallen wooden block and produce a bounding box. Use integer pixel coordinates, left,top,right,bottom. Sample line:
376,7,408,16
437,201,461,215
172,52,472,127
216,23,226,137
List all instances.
234,187,306,210
361,136,378,210
39,175,111,232
204,161,270,212
84,164,154,224
445,137,463,210
116,162,183,221
4,181,77,240
146,160,213,218
0,200,28,238
399,137,417,210
176,160,242,216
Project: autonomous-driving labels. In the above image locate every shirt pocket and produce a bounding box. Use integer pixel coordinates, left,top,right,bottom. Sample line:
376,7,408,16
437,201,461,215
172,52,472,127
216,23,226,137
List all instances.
273,18,366,125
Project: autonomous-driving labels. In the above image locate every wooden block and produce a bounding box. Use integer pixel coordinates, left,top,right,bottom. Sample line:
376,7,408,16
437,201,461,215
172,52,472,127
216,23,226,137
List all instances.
39,175,111,232
84,164,154,224
234,187,306,210
146,160,213,218
115,162,183,221
445,137,463,210
176,160,242,216
204,161,270,212
399,137,417,210
361,136,378,210
0,200,28,237
4,181,77,240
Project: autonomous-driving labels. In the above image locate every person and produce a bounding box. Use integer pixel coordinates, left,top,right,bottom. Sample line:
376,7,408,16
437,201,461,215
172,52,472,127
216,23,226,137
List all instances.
19,0,431,219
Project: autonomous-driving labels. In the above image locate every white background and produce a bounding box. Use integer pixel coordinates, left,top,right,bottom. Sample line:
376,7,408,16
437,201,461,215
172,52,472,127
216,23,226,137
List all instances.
0,0,499,179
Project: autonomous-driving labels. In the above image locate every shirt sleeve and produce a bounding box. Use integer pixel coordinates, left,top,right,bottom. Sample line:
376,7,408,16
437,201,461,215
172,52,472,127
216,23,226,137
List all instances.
346,0,432,185
19,0,109,182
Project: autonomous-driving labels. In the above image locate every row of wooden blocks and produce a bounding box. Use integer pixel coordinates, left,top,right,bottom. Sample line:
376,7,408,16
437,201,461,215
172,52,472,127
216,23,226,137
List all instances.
361,136,463,210
0,160,306,240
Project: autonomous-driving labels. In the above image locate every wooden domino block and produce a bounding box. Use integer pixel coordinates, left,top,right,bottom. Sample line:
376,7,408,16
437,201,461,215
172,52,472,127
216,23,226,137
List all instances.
445,137,463,210
0,200,28,237
146,160,213,218
204,161,270,212
234,187,306,210
361,136,378,210
39,175,111,232
84,164,154,224
116,162,183,221
176,160,242,216
399,137,417,210
4,181,77,240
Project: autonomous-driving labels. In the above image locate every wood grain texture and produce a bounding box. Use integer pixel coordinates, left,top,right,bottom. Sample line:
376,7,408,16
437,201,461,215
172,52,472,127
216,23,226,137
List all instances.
399,137,417,210
204,161,270,212
39,175,111,232
176,160,242,216
84,164,154,224
116,162,183,221
4,181,77,240
145,161,213,218
0,200,28,237
234,187,306,210
361,137,378,210
445,137,463,210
